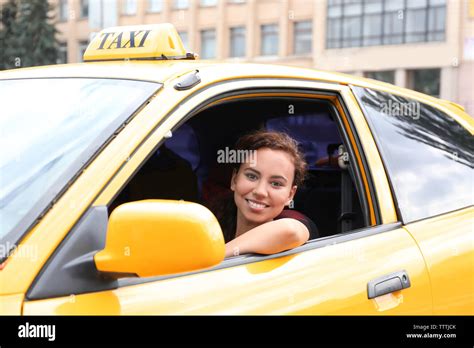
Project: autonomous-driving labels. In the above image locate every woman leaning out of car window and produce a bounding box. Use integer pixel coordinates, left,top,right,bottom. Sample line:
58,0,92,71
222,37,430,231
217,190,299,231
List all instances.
213,130,318,258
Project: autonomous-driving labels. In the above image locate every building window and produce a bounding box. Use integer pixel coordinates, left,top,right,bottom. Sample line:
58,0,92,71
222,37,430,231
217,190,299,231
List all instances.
363,0,383,46
383,0,404,44
80,0,89,18
364,70,395,84
201,29,216,59
406,0,428,43
342,0,363,47
408,68,441,97
148,0,163,13
173,0,189,10
59,0,68,22
178,31,189,51
293,20,312,55
57,43,68,64
230,26,246,58
122,0,137,15
427,0,446,41
200,0,217,7
326,0,446,49
78,41,89,62
261,24,279,56
89,0,118,28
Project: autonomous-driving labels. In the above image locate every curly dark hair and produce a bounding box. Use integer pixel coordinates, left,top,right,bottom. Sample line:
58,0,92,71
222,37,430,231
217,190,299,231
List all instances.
216,130,308,242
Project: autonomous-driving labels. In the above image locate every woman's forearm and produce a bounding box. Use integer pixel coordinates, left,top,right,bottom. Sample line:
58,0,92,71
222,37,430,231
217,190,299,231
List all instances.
224,218,309,257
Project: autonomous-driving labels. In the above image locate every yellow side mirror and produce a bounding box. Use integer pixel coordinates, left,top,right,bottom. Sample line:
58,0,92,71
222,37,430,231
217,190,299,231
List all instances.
94,200,225,278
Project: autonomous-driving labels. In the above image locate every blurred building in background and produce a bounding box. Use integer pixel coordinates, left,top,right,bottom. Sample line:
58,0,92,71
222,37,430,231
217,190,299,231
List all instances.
48,0,474,114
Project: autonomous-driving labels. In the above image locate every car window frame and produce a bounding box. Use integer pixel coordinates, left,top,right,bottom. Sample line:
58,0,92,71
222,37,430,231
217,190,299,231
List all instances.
98,80,387,277
97,82,383,223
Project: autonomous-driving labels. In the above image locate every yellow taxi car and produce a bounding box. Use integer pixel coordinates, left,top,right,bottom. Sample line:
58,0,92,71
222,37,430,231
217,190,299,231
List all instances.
0,24,472,315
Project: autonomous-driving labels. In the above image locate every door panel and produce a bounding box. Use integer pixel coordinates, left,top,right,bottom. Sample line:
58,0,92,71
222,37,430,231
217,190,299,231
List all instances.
23,227,432,315
404,207,474,314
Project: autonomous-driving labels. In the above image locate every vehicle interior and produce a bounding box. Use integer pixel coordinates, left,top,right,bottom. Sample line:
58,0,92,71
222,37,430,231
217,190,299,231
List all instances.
109,96,367,240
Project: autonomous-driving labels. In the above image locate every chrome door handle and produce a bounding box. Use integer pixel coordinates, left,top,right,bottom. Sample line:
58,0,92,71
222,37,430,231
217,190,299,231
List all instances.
367,270,411,299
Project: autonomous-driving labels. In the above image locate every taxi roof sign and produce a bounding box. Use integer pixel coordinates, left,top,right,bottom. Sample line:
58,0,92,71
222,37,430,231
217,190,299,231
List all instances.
83,24,195,62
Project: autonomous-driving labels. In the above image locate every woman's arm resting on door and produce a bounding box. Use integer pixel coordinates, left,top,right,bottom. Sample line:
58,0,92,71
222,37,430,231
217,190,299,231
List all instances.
224,218,309,258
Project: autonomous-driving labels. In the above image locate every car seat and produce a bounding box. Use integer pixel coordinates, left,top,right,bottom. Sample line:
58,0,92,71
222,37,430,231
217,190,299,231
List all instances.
126,124,200,202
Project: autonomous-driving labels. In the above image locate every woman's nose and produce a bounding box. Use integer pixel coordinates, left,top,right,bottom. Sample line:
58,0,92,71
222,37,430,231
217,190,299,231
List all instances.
252,180,268,197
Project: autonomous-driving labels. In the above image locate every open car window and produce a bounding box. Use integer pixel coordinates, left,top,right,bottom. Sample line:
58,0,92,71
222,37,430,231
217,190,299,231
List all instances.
110,95,368,245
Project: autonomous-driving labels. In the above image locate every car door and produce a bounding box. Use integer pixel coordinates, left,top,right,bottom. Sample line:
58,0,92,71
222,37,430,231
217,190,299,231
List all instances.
352,86,474,315
22,77,433,315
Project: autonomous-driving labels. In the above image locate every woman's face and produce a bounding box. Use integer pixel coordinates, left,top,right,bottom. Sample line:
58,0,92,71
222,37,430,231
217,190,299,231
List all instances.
231,148,297,226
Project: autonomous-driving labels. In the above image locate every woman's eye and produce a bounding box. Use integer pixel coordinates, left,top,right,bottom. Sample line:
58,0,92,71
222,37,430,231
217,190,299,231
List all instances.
245,173,257,180
271,181,284,187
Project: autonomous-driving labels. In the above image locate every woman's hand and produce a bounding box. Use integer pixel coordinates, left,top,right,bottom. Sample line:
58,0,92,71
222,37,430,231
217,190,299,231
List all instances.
224,218,309,258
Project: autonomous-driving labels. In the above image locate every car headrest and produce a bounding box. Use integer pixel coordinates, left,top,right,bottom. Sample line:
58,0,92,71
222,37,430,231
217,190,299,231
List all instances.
265,113,341,169
164,123,200,171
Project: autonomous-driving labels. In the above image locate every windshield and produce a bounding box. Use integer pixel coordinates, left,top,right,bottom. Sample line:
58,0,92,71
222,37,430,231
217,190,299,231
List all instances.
0,78,160,258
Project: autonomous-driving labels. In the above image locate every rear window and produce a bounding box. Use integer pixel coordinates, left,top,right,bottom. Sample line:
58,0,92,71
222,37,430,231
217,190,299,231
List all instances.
0,78,160,259
353,86,473,223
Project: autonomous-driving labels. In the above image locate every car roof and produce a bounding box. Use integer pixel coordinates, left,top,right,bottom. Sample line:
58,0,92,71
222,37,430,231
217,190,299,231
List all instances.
1,59,471,128
0,59,453,101
0,59,368,84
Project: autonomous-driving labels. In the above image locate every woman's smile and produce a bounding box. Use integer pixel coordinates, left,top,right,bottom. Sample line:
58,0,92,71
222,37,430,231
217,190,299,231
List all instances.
245,198,269,211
